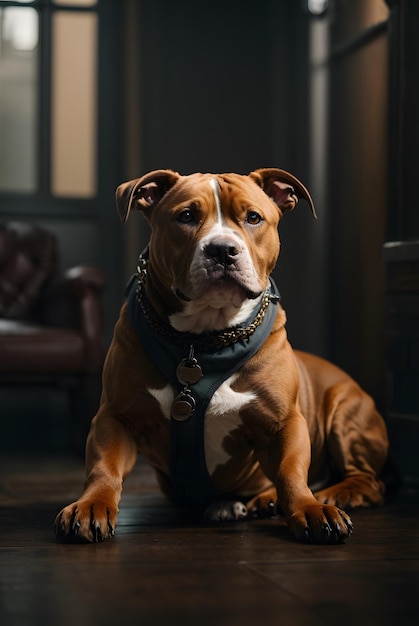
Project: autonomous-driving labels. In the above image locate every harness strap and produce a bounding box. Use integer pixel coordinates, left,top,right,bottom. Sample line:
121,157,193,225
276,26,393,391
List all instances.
126,277,280,511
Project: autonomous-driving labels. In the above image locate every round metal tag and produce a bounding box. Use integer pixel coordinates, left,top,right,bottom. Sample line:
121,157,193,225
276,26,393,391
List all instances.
171,393,196,421
176,359,203,385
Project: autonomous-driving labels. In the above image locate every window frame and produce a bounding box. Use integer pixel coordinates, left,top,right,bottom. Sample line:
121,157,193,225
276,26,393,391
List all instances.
0,0,122,220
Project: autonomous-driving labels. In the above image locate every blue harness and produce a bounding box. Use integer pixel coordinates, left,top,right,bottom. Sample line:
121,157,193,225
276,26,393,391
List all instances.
125,273,280,511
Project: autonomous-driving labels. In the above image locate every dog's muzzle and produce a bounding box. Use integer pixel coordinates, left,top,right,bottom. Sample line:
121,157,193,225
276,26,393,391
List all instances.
199,238,261,300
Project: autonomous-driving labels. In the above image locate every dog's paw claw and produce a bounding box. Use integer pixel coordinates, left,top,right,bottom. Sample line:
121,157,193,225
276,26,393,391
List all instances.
93,525,103,543
322,522,332,541
266,500,277,516
345,518,354,536
252,500,278,518
73,521,81,538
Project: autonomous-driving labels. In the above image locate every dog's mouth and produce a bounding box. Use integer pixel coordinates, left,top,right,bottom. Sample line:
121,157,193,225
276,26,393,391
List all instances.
169,262,266,333
175,273,263,306
211,274,262,300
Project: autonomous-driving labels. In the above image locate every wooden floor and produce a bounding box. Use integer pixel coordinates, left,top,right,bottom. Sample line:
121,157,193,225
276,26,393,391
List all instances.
1,454,418,626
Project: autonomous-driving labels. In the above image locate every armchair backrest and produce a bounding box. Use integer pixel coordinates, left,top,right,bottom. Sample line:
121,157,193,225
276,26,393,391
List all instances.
0,223,57,320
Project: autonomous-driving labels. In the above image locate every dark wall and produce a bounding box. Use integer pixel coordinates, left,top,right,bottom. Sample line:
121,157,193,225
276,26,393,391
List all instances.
138,0,301,175
387,0,419,242
327,2,389,406
384,0,419,484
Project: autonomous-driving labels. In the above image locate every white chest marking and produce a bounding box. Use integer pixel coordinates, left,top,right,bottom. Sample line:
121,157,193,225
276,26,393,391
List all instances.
147,385,174,420
205,374,256,475
147,374,256,475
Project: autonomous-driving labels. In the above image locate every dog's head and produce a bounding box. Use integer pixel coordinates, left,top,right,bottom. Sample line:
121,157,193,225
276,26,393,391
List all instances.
116,169,315,332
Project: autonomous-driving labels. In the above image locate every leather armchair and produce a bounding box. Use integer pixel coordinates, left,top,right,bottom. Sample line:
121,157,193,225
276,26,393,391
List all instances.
0,222,106,451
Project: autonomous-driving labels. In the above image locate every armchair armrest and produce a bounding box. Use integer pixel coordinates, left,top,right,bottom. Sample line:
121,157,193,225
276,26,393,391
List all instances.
41,265,106,372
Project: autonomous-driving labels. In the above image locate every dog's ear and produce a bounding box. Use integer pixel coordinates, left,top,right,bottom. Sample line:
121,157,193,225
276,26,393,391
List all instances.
249,168,317,219
115,169,180,223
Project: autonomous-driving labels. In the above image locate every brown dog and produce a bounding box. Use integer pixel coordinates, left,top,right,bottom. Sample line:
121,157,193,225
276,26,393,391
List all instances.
55,168,388,544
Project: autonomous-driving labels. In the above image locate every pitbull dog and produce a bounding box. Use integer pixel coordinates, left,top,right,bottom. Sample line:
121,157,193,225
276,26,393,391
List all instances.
55,168,388,544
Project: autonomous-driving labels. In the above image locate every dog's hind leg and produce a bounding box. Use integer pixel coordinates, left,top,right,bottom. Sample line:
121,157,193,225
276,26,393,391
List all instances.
246,486,279,517
314,474,386,509
314,385,389,510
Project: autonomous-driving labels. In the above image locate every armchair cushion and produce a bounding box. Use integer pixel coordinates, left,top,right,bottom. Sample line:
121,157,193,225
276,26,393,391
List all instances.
0,320,85,374
0,222,106,376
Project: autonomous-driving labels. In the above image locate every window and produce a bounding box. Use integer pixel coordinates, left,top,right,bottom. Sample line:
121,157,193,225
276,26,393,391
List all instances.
0,0,98,198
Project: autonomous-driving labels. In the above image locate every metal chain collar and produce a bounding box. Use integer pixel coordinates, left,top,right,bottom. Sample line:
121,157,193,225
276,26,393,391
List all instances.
134,254,276,352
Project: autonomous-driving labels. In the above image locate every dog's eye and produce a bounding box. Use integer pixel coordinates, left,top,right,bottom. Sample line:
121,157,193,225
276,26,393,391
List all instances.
246,211,263,225
177,209,195,224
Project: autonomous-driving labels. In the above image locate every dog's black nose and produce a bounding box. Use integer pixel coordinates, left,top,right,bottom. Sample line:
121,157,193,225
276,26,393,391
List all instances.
205,241,239,266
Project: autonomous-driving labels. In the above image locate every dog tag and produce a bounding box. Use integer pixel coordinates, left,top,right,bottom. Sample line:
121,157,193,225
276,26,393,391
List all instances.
176,358,203,386
171,390,196,421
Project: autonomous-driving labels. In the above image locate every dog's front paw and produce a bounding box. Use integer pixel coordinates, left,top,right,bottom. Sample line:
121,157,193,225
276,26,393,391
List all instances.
54,500,118,543
202,500,248,522
289,501,354,544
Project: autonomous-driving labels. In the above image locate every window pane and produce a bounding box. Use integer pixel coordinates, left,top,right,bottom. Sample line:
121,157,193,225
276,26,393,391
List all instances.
51,11,97,197
0,7,38,193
